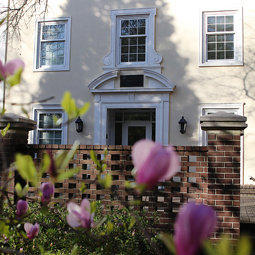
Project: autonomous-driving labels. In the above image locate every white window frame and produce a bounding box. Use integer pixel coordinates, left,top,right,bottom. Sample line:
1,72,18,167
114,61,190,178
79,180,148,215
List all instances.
199,8,243,66
33,17,71,72
103,8,162,71
30,105,68,144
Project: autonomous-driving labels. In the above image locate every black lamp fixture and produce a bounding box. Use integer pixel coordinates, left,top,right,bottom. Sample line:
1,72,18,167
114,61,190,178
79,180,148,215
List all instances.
75,116,83,133
178,116,187,134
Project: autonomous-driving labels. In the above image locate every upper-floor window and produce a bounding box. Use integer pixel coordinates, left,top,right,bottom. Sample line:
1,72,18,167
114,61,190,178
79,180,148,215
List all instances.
200,9,243,66
34,17,71,71
103,8,162,71
119,18,146,63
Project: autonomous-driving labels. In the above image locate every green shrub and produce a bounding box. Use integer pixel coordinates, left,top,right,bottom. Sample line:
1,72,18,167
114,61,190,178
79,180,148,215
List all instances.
0,201,169,254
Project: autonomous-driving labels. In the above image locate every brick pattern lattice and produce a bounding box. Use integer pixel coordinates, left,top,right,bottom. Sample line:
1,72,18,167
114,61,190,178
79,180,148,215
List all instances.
23,142,240,239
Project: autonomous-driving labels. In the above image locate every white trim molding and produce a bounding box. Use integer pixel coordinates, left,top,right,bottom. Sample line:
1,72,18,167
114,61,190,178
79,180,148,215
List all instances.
103,8,162,72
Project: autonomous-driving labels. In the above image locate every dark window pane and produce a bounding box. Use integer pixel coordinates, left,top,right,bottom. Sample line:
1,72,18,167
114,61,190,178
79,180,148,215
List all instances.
130,38,137,45
226,34,234,41
138,37,146,44
138,54,145,61
121,46,128,53
128,126,146,146
226,43,234,50
226,51,234,59
207,16,215,24
217,16,224,23
226,16,234,23
208,25,215,32
226,24,234,31
208,35,216,42
129,54,137,62
115,123,122,145
121,54,128,62
130,46,137,53
121,20,129,27
138,27,145,34
217,51,224,59
208,52,215,59
121,38,129,45
120,75,144,87
130,20,137,27
216,24,224,31
208,43,216,51
217,35,224,42
217,43,224,50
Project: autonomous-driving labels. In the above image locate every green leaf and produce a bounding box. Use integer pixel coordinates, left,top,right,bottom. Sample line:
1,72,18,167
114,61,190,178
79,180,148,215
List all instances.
128,200,141,206
90,201,96,214
61,91,78,120
90,150,100,168
159,232,176,254
216,236,232,255
6,67,23,87
60,140,80,169
15,154,37,186
1,123,10,137
104,174,112,189
0,17,6,26
236,236,252,255
54,150,68,169
15,183,29,198
56,168,80,182
203,240,217,255
128,216,136,230
106,221,114,234
78,102,90,116
70,245,78,255
80,183,87,193
41,152,51,173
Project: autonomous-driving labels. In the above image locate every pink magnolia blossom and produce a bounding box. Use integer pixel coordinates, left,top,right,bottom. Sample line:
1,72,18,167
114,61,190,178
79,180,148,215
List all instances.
40,182,54,203
0,59,24,81
67,199,95,229
132,139,179,189
174,202,217,255
24,223,39,239
16,200,28,218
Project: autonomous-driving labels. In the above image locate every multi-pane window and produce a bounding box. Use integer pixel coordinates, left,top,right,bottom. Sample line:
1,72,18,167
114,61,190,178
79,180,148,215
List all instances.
120,19,146,62
41,24,65,66
31,107,67,145
34,17,71,71
38,113,62,144
207,15,234,60
200,9,243,66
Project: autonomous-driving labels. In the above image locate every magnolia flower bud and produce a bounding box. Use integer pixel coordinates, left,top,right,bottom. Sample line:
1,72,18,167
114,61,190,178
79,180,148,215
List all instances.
40,182,54,204
24,223,39,240
132,139,179,189
16,200,28,218
174,202,217,255
67,199,95,229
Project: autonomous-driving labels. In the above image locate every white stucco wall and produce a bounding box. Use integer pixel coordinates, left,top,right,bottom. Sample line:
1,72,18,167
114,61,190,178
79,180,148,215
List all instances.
4,0,255,184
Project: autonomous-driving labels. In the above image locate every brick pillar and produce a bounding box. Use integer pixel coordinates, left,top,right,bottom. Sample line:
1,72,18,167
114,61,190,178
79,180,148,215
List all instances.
200,112,247,240
0,113,36,195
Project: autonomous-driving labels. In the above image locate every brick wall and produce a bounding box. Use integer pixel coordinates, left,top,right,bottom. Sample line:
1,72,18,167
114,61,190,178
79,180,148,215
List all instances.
23,142,240,238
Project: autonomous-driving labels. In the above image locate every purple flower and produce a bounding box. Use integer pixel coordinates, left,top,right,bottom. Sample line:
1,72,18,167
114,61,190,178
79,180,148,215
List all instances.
40,182,54,203
24,223,39,239
67,199,95,229
0,59,24,81
132,139,179,189
16,200,28,218
174,202,217,255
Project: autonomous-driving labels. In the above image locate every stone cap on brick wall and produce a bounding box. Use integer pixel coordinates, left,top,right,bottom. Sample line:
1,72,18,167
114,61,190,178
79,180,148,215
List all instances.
0,113,36,131
200,111,247,131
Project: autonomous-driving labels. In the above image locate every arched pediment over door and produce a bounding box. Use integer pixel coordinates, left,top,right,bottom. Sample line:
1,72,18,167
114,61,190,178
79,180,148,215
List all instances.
88,69,175,146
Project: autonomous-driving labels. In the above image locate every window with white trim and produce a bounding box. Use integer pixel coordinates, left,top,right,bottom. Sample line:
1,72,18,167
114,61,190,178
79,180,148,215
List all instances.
103,8,162,70
34,17,71,71
200,9,243,66
31,106,67,144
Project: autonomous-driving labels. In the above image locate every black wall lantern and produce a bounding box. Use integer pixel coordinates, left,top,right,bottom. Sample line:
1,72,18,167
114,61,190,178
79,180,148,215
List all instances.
75,116,83,133
178,116,187,134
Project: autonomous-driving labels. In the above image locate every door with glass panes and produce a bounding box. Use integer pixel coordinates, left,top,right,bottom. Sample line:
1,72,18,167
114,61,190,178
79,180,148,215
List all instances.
108,109,155,146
